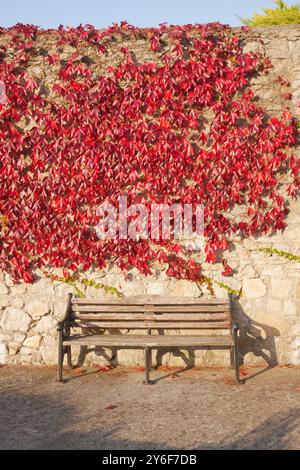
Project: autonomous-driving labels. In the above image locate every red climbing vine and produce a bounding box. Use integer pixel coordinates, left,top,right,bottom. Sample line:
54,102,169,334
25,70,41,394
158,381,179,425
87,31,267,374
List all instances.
0,22,299,282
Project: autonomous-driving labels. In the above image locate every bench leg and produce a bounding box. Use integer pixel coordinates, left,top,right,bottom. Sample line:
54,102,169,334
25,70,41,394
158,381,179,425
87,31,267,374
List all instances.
233,329,240,384
230,346,234,369
145,347,151,384
66,345,72,369
57,330,64,382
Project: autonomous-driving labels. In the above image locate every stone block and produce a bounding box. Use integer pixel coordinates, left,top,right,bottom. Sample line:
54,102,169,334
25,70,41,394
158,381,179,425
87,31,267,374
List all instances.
55,283,76,297
30,279,55,295
0,332,12,341
10,296,24,309
270,278,293,299
0,308,32,332
25,300,50,318
33,316,57,335
253,311,289,336
53,300,67,319
0,342,8,364
10,284,27,295
14,332,26,343
40,336,57,364
267,298,283,316
23,335,41,349
20,346,35,355
146,281,168,295
0,284,8,295
243,278,266,299
9,341,22,355
0,295,9,308
168,280,201,297
283,299,298,317
121,281,147,296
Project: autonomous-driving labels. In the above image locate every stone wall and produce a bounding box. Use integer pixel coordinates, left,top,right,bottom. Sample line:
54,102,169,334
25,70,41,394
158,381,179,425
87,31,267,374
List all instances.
1,25,300,368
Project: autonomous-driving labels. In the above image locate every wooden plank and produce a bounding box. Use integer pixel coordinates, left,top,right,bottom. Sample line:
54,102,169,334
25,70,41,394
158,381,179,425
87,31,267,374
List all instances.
75,321,231,329
153,306,227,313
71,296,228,305
75,321,147,329
72,305,227,313
76,313,155,321
75,313,229,321
63,334,233,347
73,306,151,313
155,313,229,321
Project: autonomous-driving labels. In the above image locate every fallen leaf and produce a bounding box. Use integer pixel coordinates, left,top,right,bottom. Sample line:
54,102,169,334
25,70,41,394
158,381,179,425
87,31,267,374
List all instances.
95,365,113,373
157,365,170,371
280,363,293,368
239,366,248,377
223,376,236,385
158,365,179,371
105,404,117,410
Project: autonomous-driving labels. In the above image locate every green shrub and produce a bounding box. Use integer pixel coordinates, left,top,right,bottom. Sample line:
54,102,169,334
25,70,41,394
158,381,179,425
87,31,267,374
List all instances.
241,0,300,25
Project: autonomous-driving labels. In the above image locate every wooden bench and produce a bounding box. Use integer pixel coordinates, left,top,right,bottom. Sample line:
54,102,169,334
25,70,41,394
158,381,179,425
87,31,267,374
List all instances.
57,294,240,383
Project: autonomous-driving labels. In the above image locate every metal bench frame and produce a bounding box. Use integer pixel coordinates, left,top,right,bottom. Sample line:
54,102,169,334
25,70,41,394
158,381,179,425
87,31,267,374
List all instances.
57,293,240,383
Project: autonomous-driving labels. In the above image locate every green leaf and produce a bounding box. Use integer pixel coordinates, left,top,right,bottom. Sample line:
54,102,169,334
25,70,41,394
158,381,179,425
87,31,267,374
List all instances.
241,0,300,26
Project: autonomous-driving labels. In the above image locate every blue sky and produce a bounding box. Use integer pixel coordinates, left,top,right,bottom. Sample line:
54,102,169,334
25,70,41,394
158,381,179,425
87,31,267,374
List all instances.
0,0,281,28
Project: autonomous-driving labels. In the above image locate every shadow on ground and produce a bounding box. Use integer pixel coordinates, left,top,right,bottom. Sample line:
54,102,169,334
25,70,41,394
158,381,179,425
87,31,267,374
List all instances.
0,384,299,450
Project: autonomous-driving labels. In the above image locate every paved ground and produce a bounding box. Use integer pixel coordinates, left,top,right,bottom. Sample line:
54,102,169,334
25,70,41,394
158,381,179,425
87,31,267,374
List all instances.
0,364,300,450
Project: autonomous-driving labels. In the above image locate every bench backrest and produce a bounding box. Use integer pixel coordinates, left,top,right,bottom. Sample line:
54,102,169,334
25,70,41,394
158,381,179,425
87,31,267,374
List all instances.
69,295,231,331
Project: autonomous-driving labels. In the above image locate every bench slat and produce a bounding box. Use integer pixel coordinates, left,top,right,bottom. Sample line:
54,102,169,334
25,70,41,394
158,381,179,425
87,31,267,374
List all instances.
75,313,153,321
73,306,152,313
75,320,231,329
71,296,228,305
72,305,228,314
75,313,229,321
63,334,233,347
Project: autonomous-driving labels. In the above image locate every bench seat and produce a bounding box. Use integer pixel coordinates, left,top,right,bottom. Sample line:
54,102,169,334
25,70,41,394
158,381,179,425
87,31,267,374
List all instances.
63,334,233,347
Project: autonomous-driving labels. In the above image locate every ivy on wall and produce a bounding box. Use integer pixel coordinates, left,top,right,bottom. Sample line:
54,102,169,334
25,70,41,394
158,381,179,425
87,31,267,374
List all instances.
0,22,299,283
46,272,122,298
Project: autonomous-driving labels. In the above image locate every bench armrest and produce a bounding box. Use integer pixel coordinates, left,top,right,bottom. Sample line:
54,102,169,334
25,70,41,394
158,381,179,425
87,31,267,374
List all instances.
56,320,66,331
56,293,73,332
228,294,240,334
